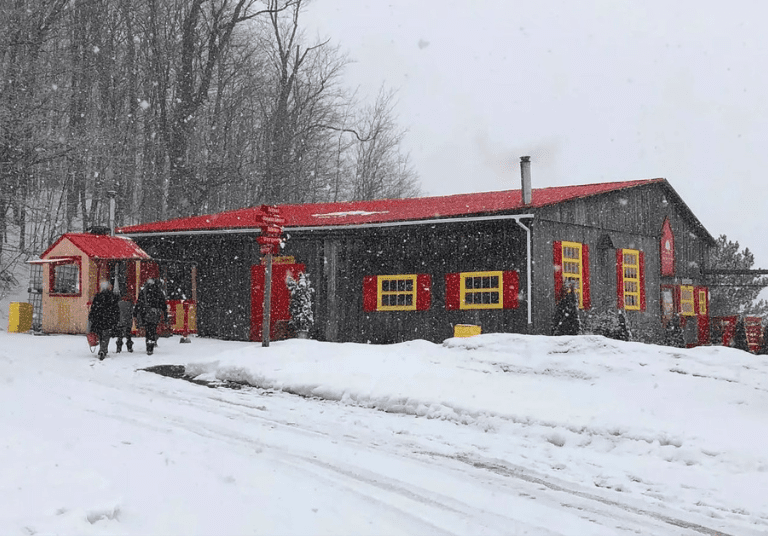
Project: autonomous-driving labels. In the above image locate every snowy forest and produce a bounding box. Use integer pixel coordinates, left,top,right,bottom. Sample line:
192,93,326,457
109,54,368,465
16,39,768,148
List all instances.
0,0,419,265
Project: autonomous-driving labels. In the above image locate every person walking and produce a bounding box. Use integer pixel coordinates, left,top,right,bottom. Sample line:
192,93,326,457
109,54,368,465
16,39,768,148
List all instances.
88,280,120,360
115,295,135,353
134,278,168,355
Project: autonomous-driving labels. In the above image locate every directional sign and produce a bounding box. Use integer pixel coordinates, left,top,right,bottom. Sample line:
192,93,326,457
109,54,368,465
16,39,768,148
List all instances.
257,235,282,246
261,204,281,216
260,244,277,255
261,226,283,236
260,215,285,226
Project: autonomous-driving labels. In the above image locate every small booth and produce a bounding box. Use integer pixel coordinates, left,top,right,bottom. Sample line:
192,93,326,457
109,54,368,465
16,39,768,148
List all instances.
32,232,152,334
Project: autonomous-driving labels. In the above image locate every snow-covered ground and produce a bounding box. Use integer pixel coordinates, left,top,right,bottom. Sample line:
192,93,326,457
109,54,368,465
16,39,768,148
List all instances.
2,321,767,535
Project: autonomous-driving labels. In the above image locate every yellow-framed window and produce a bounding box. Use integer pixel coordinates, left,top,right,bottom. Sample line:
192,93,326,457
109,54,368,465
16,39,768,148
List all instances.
378,274,417,311
680,285,695,316
561,241,583,308
698,289,707,315
622,249,640,310
460,271,503,310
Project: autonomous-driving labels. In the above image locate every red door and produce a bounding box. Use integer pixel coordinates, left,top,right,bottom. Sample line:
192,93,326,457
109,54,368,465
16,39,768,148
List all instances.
695,286,710,346
250,263,305,341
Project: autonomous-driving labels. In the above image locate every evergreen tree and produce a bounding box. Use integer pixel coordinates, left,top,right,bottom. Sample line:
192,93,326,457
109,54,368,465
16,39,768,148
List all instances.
615,312,630,342
708,235,768,317
663,313,686,348
758,323,768,355
286,272,315,335
552,286,581,336
733,317,750,352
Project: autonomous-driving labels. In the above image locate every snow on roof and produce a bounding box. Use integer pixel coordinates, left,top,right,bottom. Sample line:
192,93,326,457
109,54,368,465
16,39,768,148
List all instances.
40,233,152,260
118,178,667,235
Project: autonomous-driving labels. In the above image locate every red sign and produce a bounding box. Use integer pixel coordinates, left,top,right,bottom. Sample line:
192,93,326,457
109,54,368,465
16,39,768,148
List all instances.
260,215,285,226
261,226,283,236
260,244,278,255
257,235,282,246
261,205,281,216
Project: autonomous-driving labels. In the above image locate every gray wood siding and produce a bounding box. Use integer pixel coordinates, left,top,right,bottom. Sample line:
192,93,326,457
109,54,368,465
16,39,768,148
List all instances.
285,219,529,343
531,183,711,340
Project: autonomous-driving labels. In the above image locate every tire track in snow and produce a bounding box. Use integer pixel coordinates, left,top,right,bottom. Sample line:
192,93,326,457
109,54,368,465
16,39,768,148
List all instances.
430,453,736,536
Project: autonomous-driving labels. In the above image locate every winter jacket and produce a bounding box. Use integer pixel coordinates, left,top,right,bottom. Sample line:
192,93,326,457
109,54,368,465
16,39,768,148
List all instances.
89,290,120,332
134,282,168,327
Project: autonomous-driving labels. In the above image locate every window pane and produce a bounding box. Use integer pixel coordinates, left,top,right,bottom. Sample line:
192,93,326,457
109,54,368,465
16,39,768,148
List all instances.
490,276,499,288
54,264,79,294
465,277,474,289
382,280,390,292
490,292,499,304
405,295,413,306
405,280,413,291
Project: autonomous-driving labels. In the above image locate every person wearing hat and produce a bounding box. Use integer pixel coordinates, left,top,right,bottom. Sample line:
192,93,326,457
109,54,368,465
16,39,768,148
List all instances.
88,280,120,360
134,278,168,355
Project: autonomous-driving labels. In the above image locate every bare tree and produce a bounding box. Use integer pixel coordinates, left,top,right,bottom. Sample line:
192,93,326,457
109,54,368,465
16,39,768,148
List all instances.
350,87,420,200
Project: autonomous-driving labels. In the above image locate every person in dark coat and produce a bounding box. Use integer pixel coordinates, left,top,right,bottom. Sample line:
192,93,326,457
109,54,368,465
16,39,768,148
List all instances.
88,281,120,360
134,278,168,355
115,295,135,353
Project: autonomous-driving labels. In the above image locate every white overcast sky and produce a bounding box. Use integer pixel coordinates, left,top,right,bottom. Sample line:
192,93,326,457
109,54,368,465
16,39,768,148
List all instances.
303,0,768,268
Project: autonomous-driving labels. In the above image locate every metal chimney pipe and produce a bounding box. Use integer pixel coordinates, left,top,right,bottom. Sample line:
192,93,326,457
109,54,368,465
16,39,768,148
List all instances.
107,190,116,236
520,156,532,205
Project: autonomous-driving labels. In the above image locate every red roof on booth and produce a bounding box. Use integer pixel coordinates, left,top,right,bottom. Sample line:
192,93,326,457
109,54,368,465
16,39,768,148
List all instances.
117,178,672,234
40,233,152,260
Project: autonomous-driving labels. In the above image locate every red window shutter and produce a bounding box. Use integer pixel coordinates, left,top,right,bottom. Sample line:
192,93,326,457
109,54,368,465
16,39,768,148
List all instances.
553,241,563,301
502,271,519,309
582,244,591,310
674,285,681,314
445,273,461,310
616,249,624,309
362,276,378,312
638,251,646,311
416,274,431,311
48,264,56,294
693,285,700,316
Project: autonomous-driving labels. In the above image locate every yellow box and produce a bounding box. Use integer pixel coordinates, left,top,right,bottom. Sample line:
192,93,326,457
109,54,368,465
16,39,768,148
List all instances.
8,302,33,333
454,324,481,338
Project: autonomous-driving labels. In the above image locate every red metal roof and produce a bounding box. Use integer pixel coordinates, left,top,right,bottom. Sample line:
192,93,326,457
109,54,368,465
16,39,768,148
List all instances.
40,233,152,260
118,178,666,234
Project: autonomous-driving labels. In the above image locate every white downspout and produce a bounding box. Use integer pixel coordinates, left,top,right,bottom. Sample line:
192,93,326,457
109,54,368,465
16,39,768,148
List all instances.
515,217,533,327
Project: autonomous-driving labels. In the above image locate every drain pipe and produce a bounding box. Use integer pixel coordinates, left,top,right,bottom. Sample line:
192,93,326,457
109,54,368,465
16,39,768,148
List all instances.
515,217,533,327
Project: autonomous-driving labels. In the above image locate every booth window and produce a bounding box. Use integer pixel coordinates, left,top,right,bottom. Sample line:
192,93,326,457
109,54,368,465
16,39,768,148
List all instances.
363,274,431,312
680,285,695,316
51,261,80,295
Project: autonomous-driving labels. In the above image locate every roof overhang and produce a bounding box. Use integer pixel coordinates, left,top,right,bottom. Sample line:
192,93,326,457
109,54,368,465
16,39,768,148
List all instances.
119,213,537,238
27,256,79,264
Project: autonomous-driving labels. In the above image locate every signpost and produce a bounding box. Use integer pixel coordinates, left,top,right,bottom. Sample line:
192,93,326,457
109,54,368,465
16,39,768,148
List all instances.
257,205,284,347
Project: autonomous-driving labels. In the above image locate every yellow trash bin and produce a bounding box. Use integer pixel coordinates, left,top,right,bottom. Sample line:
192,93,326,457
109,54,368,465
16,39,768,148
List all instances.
8,302,33,333
454,324,481,338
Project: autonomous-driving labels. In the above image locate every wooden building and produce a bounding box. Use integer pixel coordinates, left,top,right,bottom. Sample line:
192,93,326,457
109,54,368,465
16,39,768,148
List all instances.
32,233,152,334
118,174,715,346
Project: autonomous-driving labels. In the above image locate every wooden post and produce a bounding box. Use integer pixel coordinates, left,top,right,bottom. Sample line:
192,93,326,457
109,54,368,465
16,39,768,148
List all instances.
261,252,273,347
